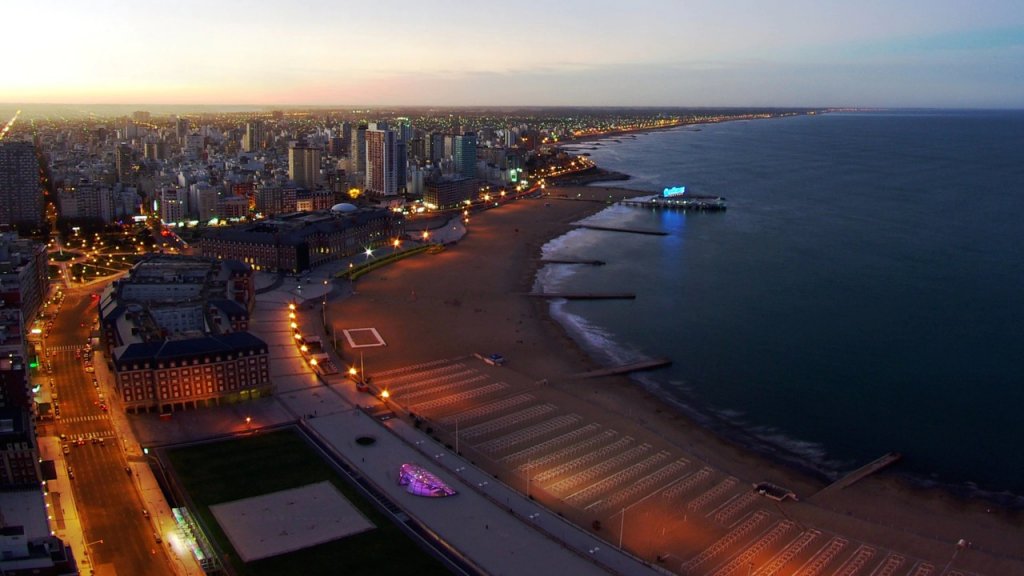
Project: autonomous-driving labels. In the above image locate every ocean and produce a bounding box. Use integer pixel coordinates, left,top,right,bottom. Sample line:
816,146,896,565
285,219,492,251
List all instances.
543,110,1024,500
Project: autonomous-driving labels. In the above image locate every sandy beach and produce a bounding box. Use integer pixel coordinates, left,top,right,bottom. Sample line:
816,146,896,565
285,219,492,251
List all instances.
329,185,1024,575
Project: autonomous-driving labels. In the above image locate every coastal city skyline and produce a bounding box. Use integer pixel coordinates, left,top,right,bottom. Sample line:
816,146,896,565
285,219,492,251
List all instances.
5,0,1023,109
1,2,1022,574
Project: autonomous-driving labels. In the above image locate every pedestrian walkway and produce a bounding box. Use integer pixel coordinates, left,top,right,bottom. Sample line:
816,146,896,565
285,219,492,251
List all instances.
245,263,660,576
38,437,94,575
64,430,117,442
48,344,90,353
89,348,204,576
60,415,111,424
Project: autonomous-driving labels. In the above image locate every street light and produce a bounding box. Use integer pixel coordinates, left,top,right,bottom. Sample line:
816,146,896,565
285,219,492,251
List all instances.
322,280,329,329
245,416,252,432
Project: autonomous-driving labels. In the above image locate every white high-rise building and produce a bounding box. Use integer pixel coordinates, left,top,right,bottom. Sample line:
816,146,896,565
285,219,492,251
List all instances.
365,129,397,198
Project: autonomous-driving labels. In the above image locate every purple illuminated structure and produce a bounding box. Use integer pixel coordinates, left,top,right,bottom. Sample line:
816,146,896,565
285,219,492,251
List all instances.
398,463,457,498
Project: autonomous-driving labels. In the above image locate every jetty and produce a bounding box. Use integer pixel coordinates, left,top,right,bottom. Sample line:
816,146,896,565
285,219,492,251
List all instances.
539,258,606,266
570,358,672,379
618,197,727,212
526,292,636,300
573,224,667,236
811,451,902,499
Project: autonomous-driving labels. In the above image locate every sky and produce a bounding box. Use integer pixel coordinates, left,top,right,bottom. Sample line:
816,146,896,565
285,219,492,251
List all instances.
4,0,1023,108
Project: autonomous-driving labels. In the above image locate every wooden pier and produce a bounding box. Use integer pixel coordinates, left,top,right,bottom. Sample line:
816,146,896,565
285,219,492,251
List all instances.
811,451,902,499
573,224,668,236
526,292,636,300
539,258,606,266
570,358,672,379
618,197,727,212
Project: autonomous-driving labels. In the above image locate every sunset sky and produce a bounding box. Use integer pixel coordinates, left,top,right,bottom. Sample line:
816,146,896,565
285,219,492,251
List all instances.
5,0,1023,108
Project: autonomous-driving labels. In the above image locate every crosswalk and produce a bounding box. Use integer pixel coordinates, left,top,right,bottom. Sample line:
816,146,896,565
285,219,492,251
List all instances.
62,430,116,444
47,344,91,353
58,414,110,424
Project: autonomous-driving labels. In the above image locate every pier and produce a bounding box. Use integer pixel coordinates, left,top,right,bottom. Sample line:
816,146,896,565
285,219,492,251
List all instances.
811,451,902,499
573,224,668,236
525,292,636,300
618,197,727,212
539,258,606,266
569,358,672,379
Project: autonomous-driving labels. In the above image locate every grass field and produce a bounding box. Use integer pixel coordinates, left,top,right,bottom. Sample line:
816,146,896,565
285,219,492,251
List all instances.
165,429,451,576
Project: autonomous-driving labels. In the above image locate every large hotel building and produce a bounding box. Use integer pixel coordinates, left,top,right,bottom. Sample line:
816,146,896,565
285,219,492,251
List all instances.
99,255,270,413
197,206,402,273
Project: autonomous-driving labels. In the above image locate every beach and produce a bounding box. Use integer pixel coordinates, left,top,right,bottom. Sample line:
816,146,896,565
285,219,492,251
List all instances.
330,185,1024,575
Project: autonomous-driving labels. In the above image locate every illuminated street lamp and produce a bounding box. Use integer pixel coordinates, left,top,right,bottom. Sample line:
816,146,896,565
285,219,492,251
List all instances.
245,416,252,431
322,280,329,329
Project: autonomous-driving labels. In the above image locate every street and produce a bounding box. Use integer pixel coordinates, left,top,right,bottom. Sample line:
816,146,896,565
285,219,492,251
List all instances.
45,290,174,576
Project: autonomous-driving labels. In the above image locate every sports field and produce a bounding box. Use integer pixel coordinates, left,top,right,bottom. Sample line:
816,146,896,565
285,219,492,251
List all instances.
165,429,450,576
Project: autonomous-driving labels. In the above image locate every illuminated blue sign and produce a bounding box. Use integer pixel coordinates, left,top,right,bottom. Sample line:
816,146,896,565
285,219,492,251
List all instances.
662,186,686,198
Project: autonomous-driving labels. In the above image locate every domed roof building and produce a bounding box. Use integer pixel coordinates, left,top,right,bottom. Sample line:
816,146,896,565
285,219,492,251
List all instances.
330,203,358,214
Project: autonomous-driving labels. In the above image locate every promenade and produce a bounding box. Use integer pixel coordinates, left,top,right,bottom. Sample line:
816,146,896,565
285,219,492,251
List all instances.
107,217,658,576
92,195,1024,576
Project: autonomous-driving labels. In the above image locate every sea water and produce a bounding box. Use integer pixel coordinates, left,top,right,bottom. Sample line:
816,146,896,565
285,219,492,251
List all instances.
542,111,1024,499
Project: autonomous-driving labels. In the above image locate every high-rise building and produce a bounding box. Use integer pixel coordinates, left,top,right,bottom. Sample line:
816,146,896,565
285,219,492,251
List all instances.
395,118,414,143
0,234,49,329
114,143,133,183
350,122,368,174
288,142,321,190
454,132,477,178
0,142,43,228
243,120,264,152
395,138,407,194
365,129,398,198
429,133,445,164
143,140,167,160
175,116,190,144
160,187,188,224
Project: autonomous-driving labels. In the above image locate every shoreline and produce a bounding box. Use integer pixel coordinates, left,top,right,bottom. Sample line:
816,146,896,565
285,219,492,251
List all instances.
336,185,1023,573
564,110,811,145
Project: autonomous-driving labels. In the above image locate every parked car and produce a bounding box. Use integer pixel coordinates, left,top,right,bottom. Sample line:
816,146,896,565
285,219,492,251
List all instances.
484,353,506,366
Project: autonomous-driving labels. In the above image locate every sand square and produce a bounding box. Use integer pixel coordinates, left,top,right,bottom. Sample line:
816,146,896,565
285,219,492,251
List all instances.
343,327,387,348
210,481,374,562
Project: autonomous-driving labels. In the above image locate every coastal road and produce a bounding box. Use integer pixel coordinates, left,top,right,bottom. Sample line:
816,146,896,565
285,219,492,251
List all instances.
46,290,173,576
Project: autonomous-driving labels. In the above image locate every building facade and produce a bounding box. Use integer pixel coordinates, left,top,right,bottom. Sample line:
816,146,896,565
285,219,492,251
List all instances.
197,208,403,273
0,142,43,228
99,255,267,413
288,142,321,190
0,235,49,329
365,129,397,198
454,132,477,178
243,120,264,152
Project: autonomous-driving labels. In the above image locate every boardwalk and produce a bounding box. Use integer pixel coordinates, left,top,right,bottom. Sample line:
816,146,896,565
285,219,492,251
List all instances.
366,357,964,576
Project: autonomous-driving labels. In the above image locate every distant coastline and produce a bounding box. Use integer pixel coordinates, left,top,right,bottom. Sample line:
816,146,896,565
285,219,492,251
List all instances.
566,108,815,144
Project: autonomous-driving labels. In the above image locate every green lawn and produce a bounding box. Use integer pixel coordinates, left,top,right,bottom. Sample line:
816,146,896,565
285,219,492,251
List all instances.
165,429,450,576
